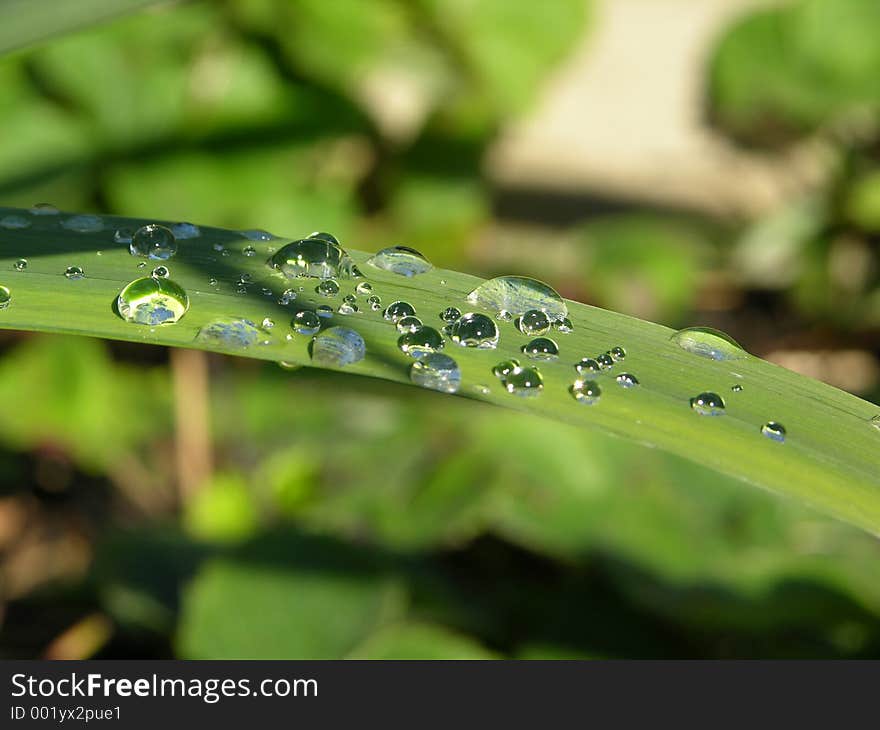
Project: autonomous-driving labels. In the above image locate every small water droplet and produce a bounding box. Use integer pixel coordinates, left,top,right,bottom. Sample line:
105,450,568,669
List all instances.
870,415,880,431
396,315,423,333
117,277,188,325
690,392,726,416
761,421,786,442
239,273,252,284
0,214,31,229
596,353,614,370
261,317,275,330
496,310,512,322
278,361,300,371
672,327,746,361
196,318,259,348
316,279,340,297
130,224,177,260
337,301,359,315
278,288,296,305
151,265,169,278
242,229,274,241
473,384,491,395
13,259,27,271
731,384,743,393
440,306,462,323
311,326,365,367
615,372,639,388
467,276,567,322
450,313,499,349
501,365,543,397
570,379,601,405
269,233,354,279
356,282,373,295
316,305,334,318
292,310,321,336
517,309,551,336
521,337,559,360
113,227,133,244
209,277,219,287
170,222,200,239
398,326,444,358
410,353,461,393
64,266,84,280
309,231,339,244
61,214,104,233
384,300,416,322
609,346,626,361
368,295,382,311
137,262,146,269
243,245,257,257
0,285,10,309
575,358,600,374
30,203,59,216
366,245,433,277
492,359,521,378
554,317,574,334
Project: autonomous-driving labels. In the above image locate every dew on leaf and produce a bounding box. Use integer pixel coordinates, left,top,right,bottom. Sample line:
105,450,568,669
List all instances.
440,306,462,323
0,214,31,229
64,266,84,279
450,313,499,349
117,277,189,325
410,353,461,393
522,337,558,360
269,233,354,279
311,326,365,367
170,222,200,239
575,358,600,374
292,310,321,336
501,365,543,397
398,326,444,358
316,279,340,297
761,421,786,443
690,392,726,416
384,300,416,322
616,373,639,388
570,379,601,405
61,214,104,233
467,275,567,322
366,245,433,277
672,327,746,361
396,315,423,333
30,203,59,215
196,318,260,348
517,309,551,336
130,224,177,260
13,259,27,271
0,285,10,309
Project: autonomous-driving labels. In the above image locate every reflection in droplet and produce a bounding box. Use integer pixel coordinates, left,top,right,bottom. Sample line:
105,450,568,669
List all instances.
410,353,461,393
311,326,366,367
366,245,433,277
672,327,746,361
117,277,189,325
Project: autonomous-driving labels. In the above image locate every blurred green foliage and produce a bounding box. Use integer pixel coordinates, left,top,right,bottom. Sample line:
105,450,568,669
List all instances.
0,0,879,659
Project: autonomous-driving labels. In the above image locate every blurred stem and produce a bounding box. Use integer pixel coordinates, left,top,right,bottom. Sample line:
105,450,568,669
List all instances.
170,348,213,503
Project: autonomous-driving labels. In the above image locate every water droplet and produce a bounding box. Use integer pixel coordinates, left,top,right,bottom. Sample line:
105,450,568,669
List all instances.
398,326,444,358
384,300,416,322
473,384,491,395
196,318,259,348
554,317,574,334
450,313,499,349
117,277,188,325
269,234,354,279
137,262,146,269
368,295,382,311
316,305,334,318
0,285,10,309
570,379,601,405
308,231,339,244
690,392,726,416
672,327,746,361
410,353,461,393
151,265,169,278
870,415,880,431
356,282,373,295
761,422,786,443
440,306,462,323
517,309,551,336
521,337,559,360
61,214,103,233
311,326,365,367
501,365,543,397
609,346,626,361
575,358,600,374
366,245,433,277
64,266,84,280
13,259,27,271
492,359,520,378
243,245,257,257
130,224,177,260
396,315,423,333
467,276,567,322
242,229,274,241
496,310,513,322
731,384,743,393
0,214,31,229
279,361,300,371
337,301,359,315
316,279,340,297
278,288,296,305
239,273,253,284
261,317,275,330
30,203,59,216
596,353,614,370
170,222,200,239
292,310,321,336
615,372,639,388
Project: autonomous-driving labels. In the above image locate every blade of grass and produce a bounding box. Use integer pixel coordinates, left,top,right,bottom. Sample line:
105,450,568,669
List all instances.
0,206,878,533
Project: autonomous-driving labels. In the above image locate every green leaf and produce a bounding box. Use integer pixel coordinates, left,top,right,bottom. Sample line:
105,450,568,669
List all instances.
0,206,878,536
348,622,498,659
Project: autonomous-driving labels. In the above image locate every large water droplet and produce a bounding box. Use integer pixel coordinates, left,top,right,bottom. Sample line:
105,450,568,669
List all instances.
61,214,104,233
170,222,200,239
292,310,321,336
570,379,600,405
130,224,177,260
410,353,461,393
0,214,31,229
522,337,559,360
761,422,786,443
384,300,416,322
517,309,551,336
0,285,10,309
366,245,433,277
311,326,365,367
466,276,567,322
64,266,84,280
196,319,260,349
117,277,189,325
398,326,444,358
269,233,354,279
690,392,725,416
672,327,746,361
501,365,543,397
450,313,499,349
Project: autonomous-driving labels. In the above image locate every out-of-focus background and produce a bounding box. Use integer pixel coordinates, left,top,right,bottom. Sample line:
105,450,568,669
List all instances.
1,0,879,659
